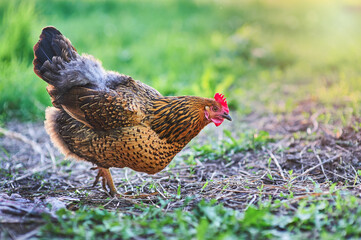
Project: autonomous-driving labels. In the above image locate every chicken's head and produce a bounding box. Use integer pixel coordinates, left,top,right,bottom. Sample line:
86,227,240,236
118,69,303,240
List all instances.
204,93,232,126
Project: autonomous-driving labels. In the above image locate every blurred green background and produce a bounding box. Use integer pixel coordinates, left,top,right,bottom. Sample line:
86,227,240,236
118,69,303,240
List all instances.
0,0,361,122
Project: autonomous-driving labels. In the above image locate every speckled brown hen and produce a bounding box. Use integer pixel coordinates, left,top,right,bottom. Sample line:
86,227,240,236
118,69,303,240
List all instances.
33,26,231,196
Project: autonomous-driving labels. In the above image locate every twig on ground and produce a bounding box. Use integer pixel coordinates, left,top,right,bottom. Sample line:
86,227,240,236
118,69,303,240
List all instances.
284,192,332,203
350,164,360,186
1,165,52,184
291,153,342,182
334,144,352,154
45,142,57,171
0,224,16,240
245,195,257,210
267,149,286,181
324,169,353,181
299,144,309,178
310,111,320,133
0,127,43,155
103,197,117,207
16,227,42,240
156,179,168,198
124,168,134,192
311,144,329,182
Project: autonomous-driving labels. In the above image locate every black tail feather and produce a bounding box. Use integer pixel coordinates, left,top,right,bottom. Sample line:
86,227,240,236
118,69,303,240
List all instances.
33,26,109,101
33,27,62,69
33,26,77,81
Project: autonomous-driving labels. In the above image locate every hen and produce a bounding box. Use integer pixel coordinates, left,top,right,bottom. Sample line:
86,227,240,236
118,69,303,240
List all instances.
33,27,231,196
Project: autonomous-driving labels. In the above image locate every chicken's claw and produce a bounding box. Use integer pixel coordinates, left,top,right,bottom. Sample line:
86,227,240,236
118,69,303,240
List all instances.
91,167,120,197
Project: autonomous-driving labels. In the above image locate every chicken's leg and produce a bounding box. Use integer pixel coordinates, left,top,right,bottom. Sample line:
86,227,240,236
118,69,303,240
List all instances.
91,167,120,197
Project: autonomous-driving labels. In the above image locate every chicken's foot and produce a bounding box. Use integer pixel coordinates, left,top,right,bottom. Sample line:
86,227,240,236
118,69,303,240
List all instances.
91,167,120,197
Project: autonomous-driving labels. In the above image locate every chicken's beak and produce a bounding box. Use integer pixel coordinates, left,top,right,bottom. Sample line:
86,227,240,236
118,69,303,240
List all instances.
222,112,232,121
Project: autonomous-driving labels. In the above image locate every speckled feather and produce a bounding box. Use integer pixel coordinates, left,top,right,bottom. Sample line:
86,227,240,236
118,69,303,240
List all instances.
34,27,219,174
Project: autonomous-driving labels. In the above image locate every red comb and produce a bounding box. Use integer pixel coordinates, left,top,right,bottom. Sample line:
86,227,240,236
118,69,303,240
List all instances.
214,93,229,113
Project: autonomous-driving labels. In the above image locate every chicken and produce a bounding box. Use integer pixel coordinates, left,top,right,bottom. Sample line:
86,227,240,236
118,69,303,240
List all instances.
33,26,232,197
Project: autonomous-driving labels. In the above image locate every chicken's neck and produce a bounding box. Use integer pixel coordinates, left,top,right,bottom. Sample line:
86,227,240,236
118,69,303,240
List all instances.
150,96,211,145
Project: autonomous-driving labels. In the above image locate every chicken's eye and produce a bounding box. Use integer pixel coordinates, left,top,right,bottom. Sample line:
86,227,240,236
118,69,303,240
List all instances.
212,106,219,111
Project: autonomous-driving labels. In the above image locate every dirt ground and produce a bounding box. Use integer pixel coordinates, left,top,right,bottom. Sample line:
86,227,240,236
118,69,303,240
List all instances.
1,99,361,239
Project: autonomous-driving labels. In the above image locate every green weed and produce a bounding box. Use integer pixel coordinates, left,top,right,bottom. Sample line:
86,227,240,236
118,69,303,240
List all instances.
38,192,361,239
193,129,272,161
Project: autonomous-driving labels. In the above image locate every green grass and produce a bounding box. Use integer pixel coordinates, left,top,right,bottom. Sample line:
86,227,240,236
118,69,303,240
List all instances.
0,1,50,121
38,191,361,239
2,0,361,121
191,129,272,162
